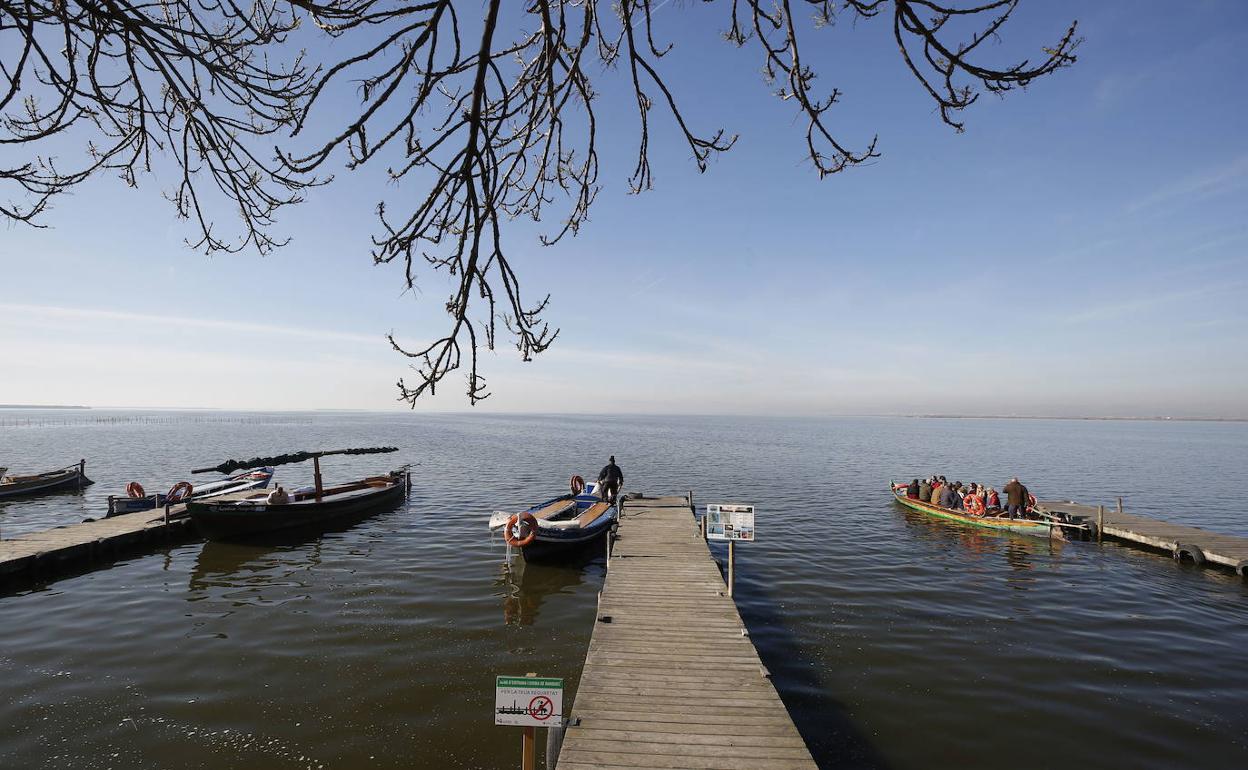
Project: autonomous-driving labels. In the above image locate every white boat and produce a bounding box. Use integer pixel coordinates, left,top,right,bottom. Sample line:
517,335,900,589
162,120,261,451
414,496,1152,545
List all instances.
107,468,276,516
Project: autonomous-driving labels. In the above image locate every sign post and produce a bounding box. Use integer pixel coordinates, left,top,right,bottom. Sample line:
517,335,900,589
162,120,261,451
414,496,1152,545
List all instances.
496,673,564,769
705,504,755,596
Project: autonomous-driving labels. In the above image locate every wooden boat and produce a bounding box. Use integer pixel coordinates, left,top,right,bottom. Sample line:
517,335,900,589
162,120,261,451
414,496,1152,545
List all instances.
106,468,275,516
890,481,1056,538
187,467,409,541
0,460,93,499
489,479,619,559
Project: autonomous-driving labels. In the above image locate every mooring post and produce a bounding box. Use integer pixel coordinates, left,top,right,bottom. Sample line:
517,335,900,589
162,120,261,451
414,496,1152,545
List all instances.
313,456,324,502
1117,496,1123,516
78,459,85,490
1097,505,1104,544
727,540,736,597
545,717,566,769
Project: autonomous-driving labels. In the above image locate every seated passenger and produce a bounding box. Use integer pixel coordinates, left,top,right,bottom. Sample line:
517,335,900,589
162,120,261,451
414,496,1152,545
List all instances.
266,485,290,504
906,479,920,499
938,483,955,509
985,487,1001,513
918,478,932,502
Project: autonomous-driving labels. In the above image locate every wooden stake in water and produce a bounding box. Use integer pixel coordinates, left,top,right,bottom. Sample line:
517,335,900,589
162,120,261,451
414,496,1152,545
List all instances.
727,540,736,597
1097,505,1104,544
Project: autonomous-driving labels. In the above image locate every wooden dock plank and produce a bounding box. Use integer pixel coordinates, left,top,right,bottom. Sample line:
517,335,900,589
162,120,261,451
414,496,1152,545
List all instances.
556,494,817,770
0,505,196,583
1039,499,1248,574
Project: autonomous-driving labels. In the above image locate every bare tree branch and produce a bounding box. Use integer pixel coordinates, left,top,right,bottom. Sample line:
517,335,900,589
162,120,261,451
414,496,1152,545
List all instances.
2,0,1080,404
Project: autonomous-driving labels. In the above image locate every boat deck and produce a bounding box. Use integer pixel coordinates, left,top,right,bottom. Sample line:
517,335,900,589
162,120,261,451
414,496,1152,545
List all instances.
556,494,816,770
1040,500,1248,574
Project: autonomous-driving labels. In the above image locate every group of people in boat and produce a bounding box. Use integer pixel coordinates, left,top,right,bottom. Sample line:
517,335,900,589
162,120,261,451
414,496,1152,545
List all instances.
902,476,1034,519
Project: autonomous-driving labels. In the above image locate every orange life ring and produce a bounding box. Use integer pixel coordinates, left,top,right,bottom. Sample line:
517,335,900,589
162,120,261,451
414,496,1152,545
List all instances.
126,481,146,499
965,495,985,516
570,475,585,496
166,481,194,503
503,512,538,547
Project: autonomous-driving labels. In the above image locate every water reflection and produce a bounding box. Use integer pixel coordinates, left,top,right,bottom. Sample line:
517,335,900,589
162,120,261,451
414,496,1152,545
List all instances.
495,553,595,627
894,504,1068,588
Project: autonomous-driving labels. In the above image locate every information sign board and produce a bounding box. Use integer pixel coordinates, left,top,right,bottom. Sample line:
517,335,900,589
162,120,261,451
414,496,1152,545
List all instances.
495,676,563,727
705,504,755,542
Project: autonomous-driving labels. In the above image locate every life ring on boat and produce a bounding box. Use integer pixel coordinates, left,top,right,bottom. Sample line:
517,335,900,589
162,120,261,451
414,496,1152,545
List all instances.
570,475,585,496
504,512,538,547
964,495,984,516
166,481,194,503
126,481,146,499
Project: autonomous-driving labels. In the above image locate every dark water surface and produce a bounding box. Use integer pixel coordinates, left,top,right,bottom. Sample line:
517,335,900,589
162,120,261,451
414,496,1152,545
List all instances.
2,412,1246,769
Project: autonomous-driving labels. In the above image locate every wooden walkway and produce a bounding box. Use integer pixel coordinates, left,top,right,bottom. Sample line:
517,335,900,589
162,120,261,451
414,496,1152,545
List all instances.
556,495,817,770
1040,500,1248,575
0,506,195,585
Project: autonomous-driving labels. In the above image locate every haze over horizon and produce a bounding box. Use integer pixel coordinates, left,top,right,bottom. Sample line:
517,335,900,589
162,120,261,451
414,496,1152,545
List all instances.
2,1,1246,418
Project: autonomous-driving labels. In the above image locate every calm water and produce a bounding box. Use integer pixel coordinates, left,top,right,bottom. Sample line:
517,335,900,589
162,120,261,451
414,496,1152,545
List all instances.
1,411,1246,769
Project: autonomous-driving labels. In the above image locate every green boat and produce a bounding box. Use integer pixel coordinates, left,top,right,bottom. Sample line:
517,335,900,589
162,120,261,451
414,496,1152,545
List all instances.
890,481,1055,538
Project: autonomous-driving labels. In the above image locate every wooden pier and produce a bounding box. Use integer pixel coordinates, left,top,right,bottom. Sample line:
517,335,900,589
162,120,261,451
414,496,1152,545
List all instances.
1040,499,1248,576
0,506,195,585
556,494,817,770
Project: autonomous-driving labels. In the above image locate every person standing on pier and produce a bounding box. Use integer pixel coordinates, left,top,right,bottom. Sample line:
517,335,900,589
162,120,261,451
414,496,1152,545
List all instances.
597,456,624,504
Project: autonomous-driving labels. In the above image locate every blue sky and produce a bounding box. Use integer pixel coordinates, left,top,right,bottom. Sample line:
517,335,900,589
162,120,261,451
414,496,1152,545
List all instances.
1,0,1245,416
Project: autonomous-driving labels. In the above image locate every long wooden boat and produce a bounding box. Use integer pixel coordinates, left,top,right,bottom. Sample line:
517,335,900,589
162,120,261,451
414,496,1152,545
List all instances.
890,481,1055,538
0,461,93,499
489,479,619,560
106,468,275,516
186,468,409,541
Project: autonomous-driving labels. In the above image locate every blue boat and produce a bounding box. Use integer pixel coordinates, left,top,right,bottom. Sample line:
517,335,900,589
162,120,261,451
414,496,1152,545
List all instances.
107,468,275,516
489,480,619,560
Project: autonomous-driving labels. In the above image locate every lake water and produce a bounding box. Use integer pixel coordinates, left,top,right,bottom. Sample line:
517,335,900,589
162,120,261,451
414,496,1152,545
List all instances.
1,411,1246,769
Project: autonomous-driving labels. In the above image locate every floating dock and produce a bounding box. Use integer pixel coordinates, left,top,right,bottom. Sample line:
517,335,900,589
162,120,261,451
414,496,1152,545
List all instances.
556,494,817,770
1040,499,1248,576
0,506,195,585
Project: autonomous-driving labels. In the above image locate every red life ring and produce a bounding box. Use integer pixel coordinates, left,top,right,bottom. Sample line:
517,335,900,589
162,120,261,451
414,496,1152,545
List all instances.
126,481,146,499
503,512,539,547
570,475,585,496
965,495,985,516
167,481,194,503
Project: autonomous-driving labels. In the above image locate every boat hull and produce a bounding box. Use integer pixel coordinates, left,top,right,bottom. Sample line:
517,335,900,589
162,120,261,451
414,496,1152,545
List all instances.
522,513,616,560
107,470,274,517
188,475,406,541
891,485,1053,537
0,466,93,499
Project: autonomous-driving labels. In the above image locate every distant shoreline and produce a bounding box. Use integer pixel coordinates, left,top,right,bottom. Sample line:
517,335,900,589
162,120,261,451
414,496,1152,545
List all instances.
0,404,90,410
913,415,1248,423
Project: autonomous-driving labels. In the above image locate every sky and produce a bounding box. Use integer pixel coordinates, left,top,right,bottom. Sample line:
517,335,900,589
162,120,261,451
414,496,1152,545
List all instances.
1,0,1246,417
